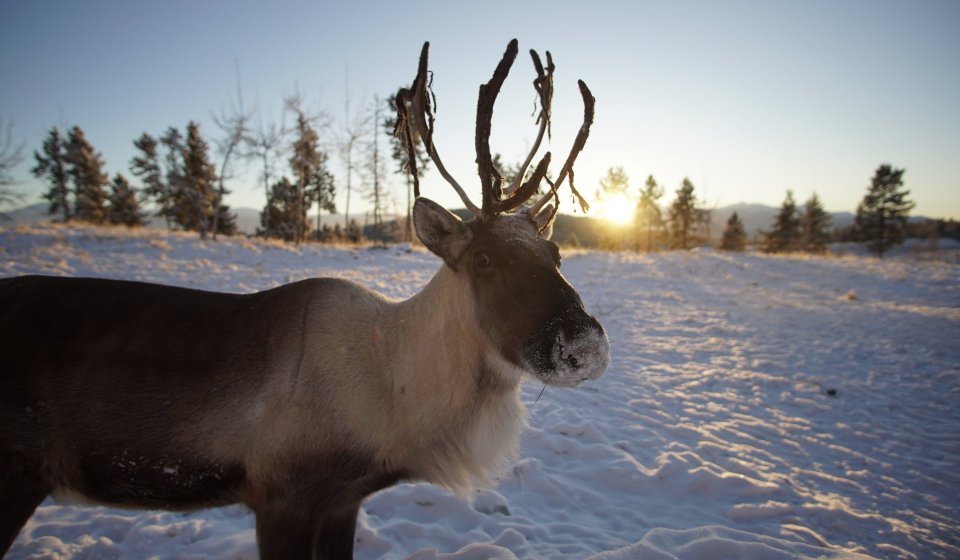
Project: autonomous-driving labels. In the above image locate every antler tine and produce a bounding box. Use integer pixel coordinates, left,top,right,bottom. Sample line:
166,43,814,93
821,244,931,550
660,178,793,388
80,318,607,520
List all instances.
397,41,482,217
493,152,551,214
504,50,554,197
476,39,520,221
528,79,595,216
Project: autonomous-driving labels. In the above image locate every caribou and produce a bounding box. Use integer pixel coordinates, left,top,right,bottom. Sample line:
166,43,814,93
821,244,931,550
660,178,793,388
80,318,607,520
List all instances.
0,39,610,559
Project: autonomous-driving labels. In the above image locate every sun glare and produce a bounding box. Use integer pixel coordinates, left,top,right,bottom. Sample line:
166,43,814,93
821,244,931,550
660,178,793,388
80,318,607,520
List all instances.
595,194,635,227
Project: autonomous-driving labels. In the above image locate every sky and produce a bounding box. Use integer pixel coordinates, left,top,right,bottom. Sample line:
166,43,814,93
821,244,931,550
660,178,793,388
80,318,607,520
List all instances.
1,0,958,221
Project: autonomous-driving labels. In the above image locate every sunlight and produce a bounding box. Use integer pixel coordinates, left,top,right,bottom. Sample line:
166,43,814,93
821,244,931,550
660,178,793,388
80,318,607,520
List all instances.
594,194,635,227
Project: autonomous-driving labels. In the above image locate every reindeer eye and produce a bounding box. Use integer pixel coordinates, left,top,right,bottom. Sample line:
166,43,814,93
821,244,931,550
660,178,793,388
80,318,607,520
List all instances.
549,242,562,268
474,251,492,269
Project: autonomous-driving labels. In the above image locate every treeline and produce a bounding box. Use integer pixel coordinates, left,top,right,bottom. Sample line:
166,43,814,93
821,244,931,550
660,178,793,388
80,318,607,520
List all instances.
22,84,431,244
590,163,928,258
28,102,338,242
7,99,950,258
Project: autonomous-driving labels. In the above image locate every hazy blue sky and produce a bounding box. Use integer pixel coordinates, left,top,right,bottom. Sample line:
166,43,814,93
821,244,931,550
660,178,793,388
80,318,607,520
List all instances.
2,0,958,219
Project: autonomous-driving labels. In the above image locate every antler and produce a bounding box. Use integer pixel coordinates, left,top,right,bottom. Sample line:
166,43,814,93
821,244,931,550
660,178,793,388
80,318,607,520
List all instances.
396,39,594,222
479,46,556,218
527,79,595,216
503,49,554,197
395,42,481,216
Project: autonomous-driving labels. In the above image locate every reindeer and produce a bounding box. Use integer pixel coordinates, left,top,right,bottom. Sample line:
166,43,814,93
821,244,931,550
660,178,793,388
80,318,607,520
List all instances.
0,39,610,559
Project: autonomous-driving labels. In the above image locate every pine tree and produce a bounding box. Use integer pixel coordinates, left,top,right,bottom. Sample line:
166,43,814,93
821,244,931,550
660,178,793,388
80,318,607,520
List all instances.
306,156,336,239
32,127,71,221
854,164,915,257
635,175,664,252
158,127,187,229
800,193,831,253
720,212,747,251
345,218,364,244
64,126,109,224
213,203,237,236
180,121,219,237
130,133,174,227
260,176,299,241
0,116,24,208
668,178,699,249
107,173,145,227
288,108,334,243
597,166,629,199
763,190,800,253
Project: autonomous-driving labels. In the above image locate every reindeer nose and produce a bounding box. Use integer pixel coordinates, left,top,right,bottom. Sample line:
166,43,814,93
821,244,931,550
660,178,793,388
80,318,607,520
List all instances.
553,308,610,384
559,307,604,340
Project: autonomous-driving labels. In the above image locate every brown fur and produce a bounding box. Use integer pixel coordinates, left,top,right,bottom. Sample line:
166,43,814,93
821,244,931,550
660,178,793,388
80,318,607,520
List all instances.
0,270,524,558
0,206,608,559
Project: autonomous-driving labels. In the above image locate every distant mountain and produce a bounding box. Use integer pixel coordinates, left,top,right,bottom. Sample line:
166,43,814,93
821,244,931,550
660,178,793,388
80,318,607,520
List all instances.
1,202,49,224
710,203,855,238
233,207,260,234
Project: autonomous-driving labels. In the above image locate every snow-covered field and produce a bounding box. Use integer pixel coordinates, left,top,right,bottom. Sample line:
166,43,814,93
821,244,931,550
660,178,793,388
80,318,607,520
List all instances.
2,223,958,560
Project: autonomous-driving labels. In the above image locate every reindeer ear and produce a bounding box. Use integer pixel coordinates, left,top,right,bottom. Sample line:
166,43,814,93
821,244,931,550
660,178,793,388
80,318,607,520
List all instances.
532,203,556,240
414,198,473,269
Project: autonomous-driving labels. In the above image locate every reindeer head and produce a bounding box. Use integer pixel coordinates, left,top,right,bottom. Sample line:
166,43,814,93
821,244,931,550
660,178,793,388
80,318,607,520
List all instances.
396,39,610,388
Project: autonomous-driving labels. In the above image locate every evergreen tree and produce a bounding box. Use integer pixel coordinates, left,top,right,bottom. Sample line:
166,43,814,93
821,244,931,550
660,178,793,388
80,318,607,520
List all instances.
130,133,175,226
763,190,800,253
158,127,187,229
307,156,336,239
0,116,24,208
800,193,831,253
289,108,335,242
180,121,219,238
668,178,699,249
32,127,71,221
107,173,145,227
597,166,629,199
344,218,364,244
635,174,664,251
854,164,915,257
720,212,747,251
260,176,299,241
64,126,109,224
214,203,237,236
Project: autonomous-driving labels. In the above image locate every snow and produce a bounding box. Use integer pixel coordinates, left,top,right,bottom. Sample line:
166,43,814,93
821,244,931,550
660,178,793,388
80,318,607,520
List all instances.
2,222,958,560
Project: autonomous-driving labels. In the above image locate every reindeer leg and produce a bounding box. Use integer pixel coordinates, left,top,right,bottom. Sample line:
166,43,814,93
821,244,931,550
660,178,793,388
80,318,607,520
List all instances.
254,504,316,560
0,445,50,557
311,503,360,560
254,501,360,560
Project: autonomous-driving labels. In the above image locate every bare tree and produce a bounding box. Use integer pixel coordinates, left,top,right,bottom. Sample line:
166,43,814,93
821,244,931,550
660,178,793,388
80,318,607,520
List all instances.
338,76,371,229
247,111,284,235
363,94,388,237
0,116,25,208
211,62,254,239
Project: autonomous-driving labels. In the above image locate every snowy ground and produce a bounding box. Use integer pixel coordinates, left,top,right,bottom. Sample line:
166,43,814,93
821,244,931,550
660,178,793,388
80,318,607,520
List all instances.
2,223,958,560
